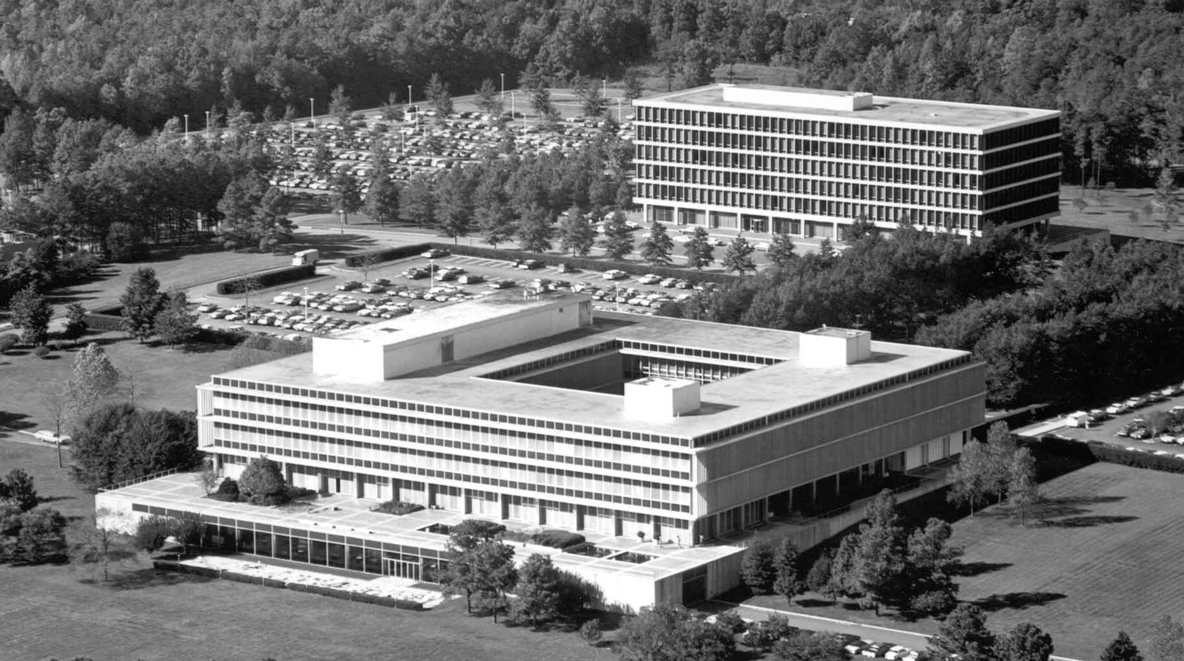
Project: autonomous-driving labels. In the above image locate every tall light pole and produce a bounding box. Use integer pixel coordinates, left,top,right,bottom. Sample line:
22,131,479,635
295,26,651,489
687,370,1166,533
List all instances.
407,85,412,106
183,114,189,135
617,98,622,123
204,110,211,137
500,73,505,101
429,258,435,292
303,286,310,325
309,97,315,129
510,91,516,127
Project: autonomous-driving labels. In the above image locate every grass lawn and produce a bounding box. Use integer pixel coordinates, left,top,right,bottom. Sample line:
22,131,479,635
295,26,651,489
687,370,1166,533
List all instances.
0,330,244,438
748,462,1184,660
1056,184,1184,244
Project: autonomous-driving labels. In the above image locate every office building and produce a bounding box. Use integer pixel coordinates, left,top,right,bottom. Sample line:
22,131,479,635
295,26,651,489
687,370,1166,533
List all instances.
632,83,1061,239
98,291,985,609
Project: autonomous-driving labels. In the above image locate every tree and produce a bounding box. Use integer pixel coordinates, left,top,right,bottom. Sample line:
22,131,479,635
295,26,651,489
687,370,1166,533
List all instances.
104,221,148,262
806,552,832,596
328,84,352,127
70,509,138,582
11,507,67,564
573,76,606,118
331,167,363,226
623,69,644,101
599,210,634,260
400,172,436,228
723,235,757,274
558,208,596,256
474,172,515,248
234,275,263,310
997,622,1054,661
0,468,38,512
825,533,859,601
1149,615,1184,661
948,439,990,515
432,171,474,243
1008,446,1039,526
66,342,123,420
119,267,165,343
617,604,730,661
930,604,996,661
442,520,507,612
684,226,715,270
772,537,803,605
515,553,563,626
474,78,503,117
905,518,962,616
772,631,848,661
238,456,289,505
153,292,198,349
69,404,199,490
851,490,907,613
580,619,603,646
364,175,400,227
63,302,88,342
741,539,777,594
10,284,51,346
132,512,204,554
426,73,453,118
0,334,18,353
517,205,554,253
1101,632,1144,661
640,221,674,265
194,461,219,496
984,421,1018,503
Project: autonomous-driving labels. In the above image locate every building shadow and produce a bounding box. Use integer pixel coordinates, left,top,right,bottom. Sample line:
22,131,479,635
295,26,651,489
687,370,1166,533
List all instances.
107,566,214,591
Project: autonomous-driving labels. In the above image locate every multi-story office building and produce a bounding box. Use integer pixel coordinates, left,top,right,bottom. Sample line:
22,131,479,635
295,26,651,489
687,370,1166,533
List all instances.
632,84,1061,239
98,291,985,609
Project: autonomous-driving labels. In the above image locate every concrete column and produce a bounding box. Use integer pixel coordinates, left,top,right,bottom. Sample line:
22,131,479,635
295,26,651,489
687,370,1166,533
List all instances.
391,479,401,503
355,472,365,498
427,483,437,508
538,502,546,526
575,505,586,531
835,473,841,495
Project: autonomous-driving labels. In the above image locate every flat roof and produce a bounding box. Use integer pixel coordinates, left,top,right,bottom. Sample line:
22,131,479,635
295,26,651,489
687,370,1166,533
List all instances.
104,473,740,582
215,308,972,441
635,84,1059,133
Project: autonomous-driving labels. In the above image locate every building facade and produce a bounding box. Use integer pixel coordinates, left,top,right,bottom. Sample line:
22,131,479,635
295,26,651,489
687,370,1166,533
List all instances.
99,292,985,609
632,84,1061,240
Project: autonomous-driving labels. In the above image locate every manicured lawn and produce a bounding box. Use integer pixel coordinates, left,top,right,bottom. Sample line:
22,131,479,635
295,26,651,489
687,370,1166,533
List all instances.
1057,184,1184,244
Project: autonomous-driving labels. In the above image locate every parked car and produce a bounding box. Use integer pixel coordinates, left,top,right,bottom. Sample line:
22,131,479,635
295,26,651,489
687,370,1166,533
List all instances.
421,248,449,259
457,273,485,284
885,645,912,660
336,281,362,291
603,269,628,280
1106,402,1128,415
196,303,218,313
487,279,515,289
638,274,662,285
34,430,70,445
557,263,576,274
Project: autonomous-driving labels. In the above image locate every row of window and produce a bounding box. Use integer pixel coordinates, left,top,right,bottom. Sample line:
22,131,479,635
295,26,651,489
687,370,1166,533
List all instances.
209,377,692,448
213,391,691,472
981,196,1060,226
981,179,1059,211
637,184,985,230
636,175,988,211
634,105,1059,151
211,433,693,512
211,404,691,480
636,142,985,173
638,162,986,192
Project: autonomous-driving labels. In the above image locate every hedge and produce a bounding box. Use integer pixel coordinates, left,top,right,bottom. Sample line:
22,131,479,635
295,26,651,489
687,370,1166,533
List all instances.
154,561,425,610
1037,435,1184,474
215,264,317,295
85,305,125,332
344,240,741,286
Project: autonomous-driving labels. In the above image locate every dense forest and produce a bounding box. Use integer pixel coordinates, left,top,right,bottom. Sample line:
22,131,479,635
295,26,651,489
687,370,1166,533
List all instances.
0,0,1183,182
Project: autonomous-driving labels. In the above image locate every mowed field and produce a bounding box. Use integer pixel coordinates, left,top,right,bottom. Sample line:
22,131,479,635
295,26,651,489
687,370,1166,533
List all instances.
952,462,1184,659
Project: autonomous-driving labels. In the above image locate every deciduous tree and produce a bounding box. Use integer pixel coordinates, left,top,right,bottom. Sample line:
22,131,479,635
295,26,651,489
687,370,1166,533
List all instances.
930,604,996,661
684,226,715,270
238,456,289,505
70,509,138,582
153,292,198,349
66,342,123,419
997,622,1054,661
517,204,554,253
10,284,50,346
948,439,990,515
515,553,562,626
772,537,803,605
1008,446,1039,526
119,267,165,343
722,235,756,274
364,175,400,227
63,302,88,342
1101,632,1144,661
331,167,363,226
1149,615,1184,661
617,604,730,661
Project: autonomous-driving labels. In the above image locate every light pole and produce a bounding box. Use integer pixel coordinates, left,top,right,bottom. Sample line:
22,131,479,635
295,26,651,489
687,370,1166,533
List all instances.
510,91,516,127
183,114,189,135
617,98,622,123
407,85,412,106
429,258,435,292
303,286,310,325
500,73,505,101
204,110,211,137
309,97,315,129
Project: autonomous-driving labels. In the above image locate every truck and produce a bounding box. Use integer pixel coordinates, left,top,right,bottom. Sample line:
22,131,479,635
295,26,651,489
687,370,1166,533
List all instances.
292,249,319,266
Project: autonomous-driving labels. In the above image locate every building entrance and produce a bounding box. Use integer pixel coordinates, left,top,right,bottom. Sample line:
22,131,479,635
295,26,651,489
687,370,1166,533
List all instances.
385,558,421,580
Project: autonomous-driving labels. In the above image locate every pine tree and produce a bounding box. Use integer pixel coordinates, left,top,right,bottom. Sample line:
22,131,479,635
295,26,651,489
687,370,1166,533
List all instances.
1100,631,1144,661
119,267,165,343
722,234,757,274
640,221,674,265
768,233,797,268
400,172,436,228
684,226,715,270
558,208,596,256
331,167,363,226
474,78,503,117
9,283,51,346
474,173,515,248
1008,446,1039,526
997,622,1054,661
852,490,907,613
517,205,554,253
740,539,777,594
365,175,400,227
772,537,803,605
600,210,635,260
515,553,562,626
63,302,88,342
930,604,996,661
153,292,198,349
238,456,289,505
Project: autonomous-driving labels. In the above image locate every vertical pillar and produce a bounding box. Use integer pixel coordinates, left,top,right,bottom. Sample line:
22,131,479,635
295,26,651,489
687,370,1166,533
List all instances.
355,472,365,498
427,483,437,509
391,479,401,503
835,473,841,496
497,492,506,519
538,501,546,526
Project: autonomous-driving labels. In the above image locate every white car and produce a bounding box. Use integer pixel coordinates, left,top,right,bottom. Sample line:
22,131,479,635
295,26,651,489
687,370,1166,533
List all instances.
602,269,628,280
885,645,911,660
638,274,661,285
34,430,70,445
754,242,771,251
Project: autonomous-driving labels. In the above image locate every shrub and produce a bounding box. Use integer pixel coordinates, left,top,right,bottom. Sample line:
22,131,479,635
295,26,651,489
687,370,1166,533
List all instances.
579,619,603,646
31,345,50,359
0,334,18,353
342,243,432,267
83,309,125,332
238,457,290,505
215,264,316,295
286,486,317,500
910,589,958,617
531,529,585,549
372,500,425,516
209,477,240,502
1038,435,1184,474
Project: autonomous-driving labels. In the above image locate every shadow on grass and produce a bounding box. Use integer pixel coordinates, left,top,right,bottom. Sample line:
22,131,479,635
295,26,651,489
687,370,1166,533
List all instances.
950,561,1013,577
181,342,237,355
38,495,75,506
1041,515,1139,528
296,234,381,260
1028,495,1125,520
971,591,1066,612
106,566,214,591
0,411,35,432
794,597,836,608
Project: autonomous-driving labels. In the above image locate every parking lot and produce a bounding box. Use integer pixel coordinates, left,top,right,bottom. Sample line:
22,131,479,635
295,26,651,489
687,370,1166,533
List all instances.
190,249,720,339
1050,383,1184,456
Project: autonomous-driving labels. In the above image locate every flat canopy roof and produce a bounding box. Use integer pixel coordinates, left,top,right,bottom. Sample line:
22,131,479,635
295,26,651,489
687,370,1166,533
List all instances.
216,309,972,441
635,83,1060,133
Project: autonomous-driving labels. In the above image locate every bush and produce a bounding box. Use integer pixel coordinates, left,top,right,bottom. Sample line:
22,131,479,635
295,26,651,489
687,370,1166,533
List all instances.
31,345,50,358
286,486,317,500
215,264,316,295
910,589,958,617
238,456,290,505
372,500,425,516
209,477,240,502
83,309,125,332
342,243,432,267
0,334,17,353
579,619,603,646
531,529,585,549
1038,435,1184,474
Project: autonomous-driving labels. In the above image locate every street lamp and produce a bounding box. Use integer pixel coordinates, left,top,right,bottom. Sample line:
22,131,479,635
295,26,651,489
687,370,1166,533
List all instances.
303,287,310,325
309,97,315,129
429,258,435,291
616,98,622,123
509,91,516,127
204,110,211,137
407,85,412,106
183,114,189,135
500,73,505,100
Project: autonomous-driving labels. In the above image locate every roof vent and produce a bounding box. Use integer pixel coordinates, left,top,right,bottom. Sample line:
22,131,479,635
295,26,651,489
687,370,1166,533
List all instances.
624,377,700,420
800,327,872,367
